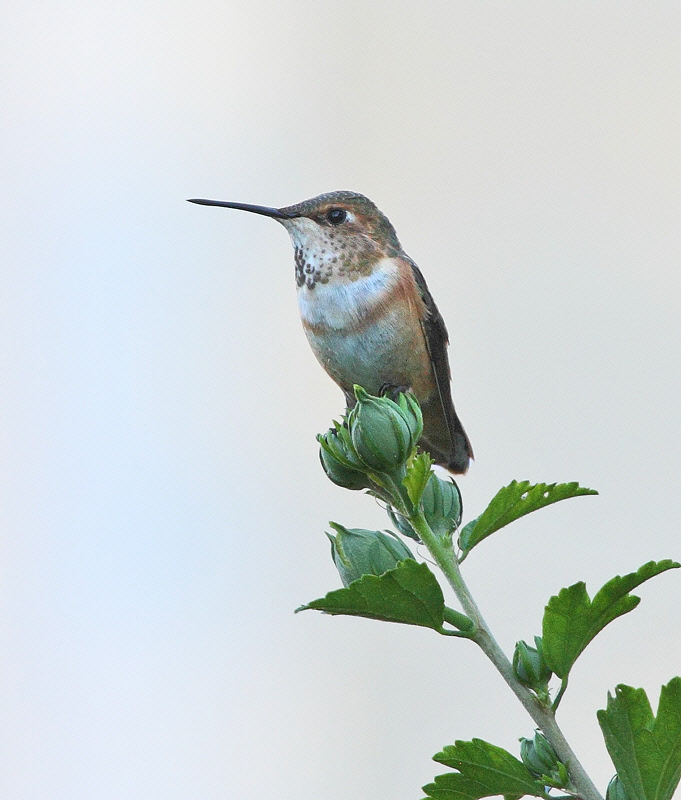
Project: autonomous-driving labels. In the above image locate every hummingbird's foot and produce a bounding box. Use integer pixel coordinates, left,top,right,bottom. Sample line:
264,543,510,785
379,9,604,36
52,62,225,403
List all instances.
378,383,411,402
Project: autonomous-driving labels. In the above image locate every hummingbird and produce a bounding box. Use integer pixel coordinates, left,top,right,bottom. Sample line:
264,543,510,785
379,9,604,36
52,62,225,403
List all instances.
188,191,473,473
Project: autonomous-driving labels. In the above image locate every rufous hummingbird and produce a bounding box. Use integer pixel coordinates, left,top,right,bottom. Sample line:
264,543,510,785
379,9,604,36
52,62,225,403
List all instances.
188,191,473,473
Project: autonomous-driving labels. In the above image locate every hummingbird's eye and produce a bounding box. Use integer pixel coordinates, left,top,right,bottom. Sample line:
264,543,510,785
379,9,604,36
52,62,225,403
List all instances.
326,208,347,225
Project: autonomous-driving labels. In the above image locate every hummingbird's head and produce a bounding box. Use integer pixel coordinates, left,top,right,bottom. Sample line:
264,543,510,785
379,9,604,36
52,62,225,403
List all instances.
279,191,404,289
188,191,404,290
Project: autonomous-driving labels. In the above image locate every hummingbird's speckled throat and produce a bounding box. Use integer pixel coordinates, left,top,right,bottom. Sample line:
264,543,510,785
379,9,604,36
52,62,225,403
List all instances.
278,192,402,291
286,217,386,291
188,190,473,474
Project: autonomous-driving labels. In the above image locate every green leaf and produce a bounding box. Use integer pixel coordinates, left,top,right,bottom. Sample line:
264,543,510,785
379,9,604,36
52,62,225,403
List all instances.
423,739,548,800
543,560,679,680
296,559,446,632
404,452,434,506
598,678,681,800
459,481,597,557
422,773,506,800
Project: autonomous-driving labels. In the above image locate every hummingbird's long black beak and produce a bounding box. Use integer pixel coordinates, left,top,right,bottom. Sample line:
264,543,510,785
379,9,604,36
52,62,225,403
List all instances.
187,198,294,219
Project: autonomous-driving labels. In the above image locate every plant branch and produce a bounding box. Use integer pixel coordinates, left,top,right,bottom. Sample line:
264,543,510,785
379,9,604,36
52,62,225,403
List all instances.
407,509,604,800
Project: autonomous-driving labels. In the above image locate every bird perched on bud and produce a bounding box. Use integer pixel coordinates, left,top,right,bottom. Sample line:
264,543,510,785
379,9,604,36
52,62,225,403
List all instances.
188,191,473,473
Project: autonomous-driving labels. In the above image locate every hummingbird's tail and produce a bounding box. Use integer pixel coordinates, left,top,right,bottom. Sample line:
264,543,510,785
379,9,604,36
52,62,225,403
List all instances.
419,395,473,474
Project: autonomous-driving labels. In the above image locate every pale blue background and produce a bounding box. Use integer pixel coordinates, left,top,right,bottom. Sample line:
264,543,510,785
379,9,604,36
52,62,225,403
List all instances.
2,3,680,798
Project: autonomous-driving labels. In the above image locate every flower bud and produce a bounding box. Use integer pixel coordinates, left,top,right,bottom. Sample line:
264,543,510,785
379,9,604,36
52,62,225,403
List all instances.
520,732,560,778
386,505,420,542
349,386,419,473
606,776,631,800
513,638,552,692
327,522,415,587
421,473,462,536
319,447,370,490
396,391,423,442
318,428,371,490
519,738,543,777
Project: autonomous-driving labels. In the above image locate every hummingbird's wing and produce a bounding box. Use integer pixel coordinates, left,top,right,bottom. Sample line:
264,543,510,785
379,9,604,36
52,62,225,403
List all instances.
409,262,473,473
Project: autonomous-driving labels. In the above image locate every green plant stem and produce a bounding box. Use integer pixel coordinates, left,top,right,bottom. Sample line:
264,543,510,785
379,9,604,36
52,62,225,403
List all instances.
552,679,569,713
408,509,604,800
